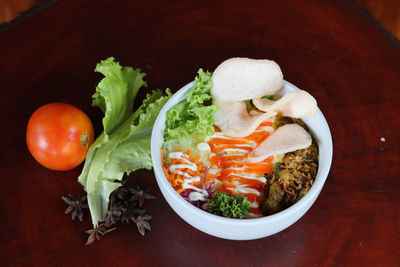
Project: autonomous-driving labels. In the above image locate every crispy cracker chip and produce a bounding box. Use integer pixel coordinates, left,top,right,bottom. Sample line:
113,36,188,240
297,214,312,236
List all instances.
248,124,312,163
213,101,275,137
253,90,317,118
211,58,283,102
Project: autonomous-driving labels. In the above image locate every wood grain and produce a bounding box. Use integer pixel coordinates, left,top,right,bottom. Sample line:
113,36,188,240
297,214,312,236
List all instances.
0,0,399,266
354,0,400,40
0,0,45,23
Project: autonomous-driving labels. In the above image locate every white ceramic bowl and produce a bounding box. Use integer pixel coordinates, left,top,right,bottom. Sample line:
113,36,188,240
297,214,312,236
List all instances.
151,80,333,240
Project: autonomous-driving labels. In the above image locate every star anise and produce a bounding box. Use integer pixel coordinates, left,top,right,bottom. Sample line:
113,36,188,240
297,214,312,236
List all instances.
85,223,117,245
61,194,88,221
117,186,130,200
129,186,155,208
83,182,155,240
119,201,136,223
104,203,124,228
132,215,152,236
107,191,147,225
126,202,146,222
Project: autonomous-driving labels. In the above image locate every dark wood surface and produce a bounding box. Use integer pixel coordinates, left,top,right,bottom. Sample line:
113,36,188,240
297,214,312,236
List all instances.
355,0,400,40
1,0,399,266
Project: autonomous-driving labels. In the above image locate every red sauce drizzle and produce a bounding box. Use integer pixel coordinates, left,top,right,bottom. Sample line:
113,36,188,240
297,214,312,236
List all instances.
208,121,274,216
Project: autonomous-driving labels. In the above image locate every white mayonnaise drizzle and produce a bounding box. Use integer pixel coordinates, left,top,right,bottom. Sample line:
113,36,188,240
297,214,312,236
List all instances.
168,151,202,192
254,126,274,133
188,190,209,201
234,184,260,196
176,170,201,192
175,170,198,179
168,152,197,172
227,172,267,183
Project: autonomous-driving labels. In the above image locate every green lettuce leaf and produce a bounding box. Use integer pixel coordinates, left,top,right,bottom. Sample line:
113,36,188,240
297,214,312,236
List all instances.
164,69,218,141
78,58,171,226
78,57,146,188
92,57,147,135
101,90,171,179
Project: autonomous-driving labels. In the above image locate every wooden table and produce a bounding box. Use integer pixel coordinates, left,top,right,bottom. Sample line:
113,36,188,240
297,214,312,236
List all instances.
1,0,399,265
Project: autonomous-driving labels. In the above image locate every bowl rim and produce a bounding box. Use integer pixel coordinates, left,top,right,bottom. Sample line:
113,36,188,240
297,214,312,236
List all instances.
151,80,333,227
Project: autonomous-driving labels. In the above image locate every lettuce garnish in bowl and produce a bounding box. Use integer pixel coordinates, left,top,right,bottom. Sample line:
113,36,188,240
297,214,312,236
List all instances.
164,69,218,142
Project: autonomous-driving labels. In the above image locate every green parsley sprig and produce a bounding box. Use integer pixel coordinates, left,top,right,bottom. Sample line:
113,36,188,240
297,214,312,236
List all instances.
208,192,251,218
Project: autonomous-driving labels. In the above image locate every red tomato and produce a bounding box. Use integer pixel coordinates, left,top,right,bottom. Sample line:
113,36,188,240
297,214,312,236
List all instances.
26,103,94,171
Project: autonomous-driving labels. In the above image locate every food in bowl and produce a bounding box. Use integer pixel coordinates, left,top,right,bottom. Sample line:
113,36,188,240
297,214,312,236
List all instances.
161,58,320,219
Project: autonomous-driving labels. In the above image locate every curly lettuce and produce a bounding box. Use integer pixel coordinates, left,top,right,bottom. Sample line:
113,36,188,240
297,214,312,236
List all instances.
164,69,218,141
78,57,171,227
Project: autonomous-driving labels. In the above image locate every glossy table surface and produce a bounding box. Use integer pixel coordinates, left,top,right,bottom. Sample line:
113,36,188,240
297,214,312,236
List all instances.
1,0,399,265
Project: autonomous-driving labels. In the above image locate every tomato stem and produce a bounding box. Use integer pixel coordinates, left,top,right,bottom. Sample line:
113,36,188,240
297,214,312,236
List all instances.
81,133,89,147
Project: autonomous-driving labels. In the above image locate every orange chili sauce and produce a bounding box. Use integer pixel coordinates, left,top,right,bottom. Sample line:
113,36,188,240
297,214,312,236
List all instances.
207,121,274,216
